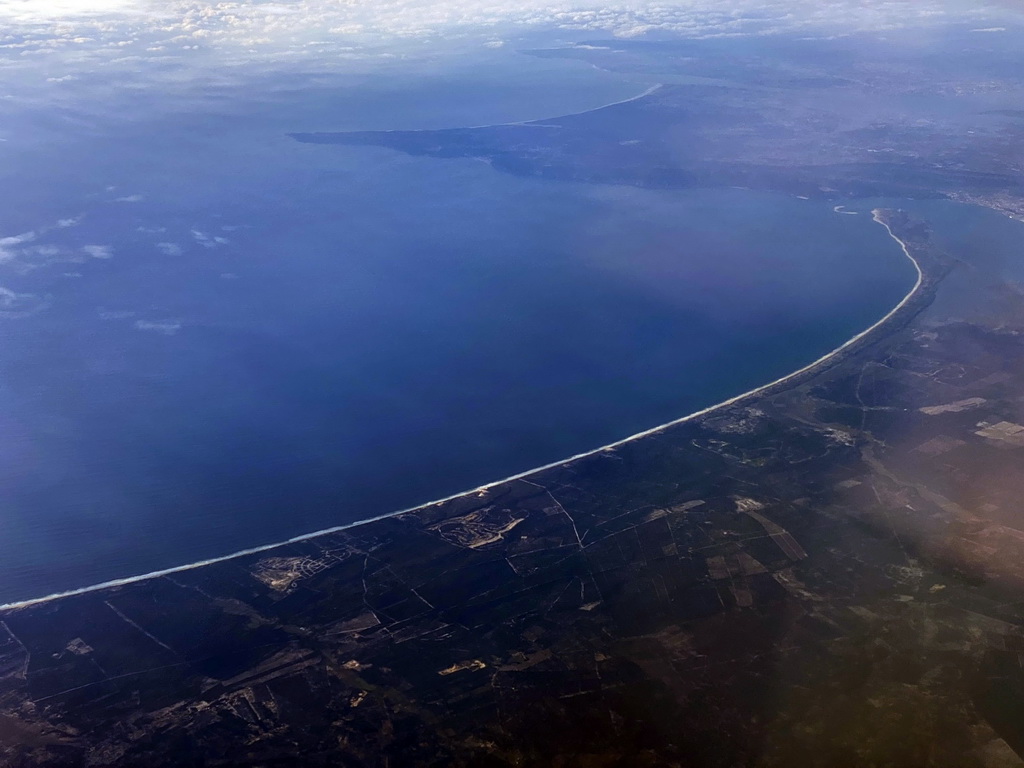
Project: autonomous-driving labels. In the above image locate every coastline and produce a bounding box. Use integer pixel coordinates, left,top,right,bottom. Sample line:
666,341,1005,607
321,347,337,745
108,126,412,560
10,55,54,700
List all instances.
0,209,925,613
292,84,663,137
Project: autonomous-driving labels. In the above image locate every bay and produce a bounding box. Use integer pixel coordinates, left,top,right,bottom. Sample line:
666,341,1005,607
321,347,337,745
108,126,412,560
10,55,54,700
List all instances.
0,59,916,602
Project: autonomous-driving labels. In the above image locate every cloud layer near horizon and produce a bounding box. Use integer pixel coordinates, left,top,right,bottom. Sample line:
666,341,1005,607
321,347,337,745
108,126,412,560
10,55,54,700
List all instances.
0,0,1009,57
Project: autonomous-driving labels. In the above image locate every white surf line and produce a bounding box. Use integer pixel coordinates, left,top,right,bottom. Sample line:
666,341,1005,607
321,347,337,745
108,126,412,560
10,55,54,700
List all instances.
0,210,923,613
364,84,663,134
508,83,663,125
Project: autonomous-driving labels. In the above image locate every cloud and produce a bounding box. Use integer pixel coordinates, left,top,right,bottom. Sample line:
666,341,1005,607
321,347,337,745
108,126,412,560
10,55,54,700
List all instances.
0,0,144,23
191,230,228,248
0,286,29,306
0,231,34,249
0,231,34,262
134,319,181,335
25,244,61,257
0,285,48,317
57,216,82,228
82,244,113,259
156,241,182,255
0,0,1004,73
114,193,143,202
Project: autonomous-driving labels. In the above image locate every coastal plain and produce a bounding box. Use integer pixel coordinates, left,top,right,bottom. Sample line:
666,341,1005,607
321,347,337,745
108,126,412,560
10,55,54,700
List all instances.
3,26,1024,768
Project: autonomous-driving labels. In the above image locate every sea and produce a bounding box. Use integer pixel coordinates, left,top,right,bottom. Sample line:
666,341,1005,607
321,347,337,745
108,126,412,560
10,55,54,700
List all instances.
0,41,926,603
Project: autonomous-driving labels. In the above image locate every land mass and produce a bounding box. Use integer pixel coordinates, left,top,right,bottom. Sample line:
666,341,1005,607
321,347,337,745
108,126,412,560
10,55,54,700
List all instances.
291,35,1024,217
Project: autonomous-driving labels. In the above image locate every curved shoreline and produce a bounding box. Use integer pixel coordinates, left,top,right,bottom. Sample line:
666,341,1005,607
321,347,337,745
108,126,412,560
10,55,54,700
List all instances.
293,84,663,137
0,209,924,612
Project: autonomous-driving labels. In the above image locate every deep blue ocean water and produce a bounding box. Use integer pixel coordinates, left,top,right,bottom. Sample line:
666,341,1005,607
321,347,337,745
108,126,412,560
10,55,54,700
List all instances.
0,57,923,602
